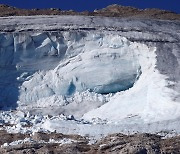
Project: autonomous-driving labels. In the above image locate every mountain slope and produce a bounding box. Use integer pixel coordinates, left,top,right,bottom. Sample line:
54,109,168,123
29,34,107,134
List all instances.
0,4,180,20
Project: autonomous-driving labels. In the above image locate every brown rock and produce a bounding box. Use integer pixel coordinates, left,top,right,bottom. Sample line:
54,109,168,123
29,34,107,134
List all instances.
0,4,180,20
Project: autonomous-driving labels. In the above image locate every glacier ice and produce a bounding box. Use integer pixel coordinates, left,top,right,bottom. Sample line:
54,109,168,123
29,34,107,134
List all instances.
0,16,180,136
0,32,142,108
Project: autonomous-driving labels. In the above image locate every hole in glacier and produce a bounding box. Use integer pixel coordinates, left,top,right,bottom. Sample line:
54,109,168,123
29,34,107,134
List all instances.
67,81,76,95
60,59,142,96
91,75,140,94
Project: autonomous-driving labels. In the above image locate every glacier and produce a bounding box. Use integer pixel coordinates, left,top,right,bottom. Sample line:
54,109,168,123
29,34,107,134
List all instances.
0,32,142,106
0,16,180,136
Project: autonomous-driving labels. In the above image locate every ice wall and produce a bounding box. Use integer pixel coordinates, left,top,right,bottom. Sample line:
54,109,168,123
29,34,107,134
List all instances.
1,29,180,124
0,31,142,109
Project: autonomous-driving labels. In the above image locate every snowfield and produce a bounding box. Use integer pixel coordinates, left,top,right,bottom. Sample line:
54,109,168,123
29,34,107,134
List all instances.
0,15,180,137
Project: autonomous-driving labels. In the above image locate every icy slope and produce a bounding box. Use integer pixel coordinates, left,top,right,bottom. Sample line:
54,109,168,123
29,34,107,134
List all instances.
18,33,142,102
0,32,143,116
0,16,180,130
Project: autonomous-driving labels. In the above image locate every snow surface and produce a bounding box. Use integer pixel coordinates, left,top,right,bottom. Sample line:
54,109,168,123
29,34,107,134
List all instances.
0,15,180,137
1,137,76,147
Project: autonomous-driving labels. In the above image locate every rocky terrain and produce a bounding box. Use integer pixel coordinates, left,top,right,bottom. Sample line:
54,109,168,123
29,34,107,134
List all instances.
0,4,180,20
0,130,179,154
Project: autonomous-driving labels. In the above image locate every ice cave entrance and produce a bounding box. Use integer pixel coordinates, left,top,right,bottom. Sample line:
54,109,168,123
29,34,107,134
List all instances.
60,52,142,95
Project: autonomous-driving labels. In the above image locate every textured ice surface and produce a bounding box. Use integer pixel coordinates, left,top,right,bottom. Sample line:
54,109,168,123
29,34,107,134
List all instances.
0,32,142,109
0,16,180,136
